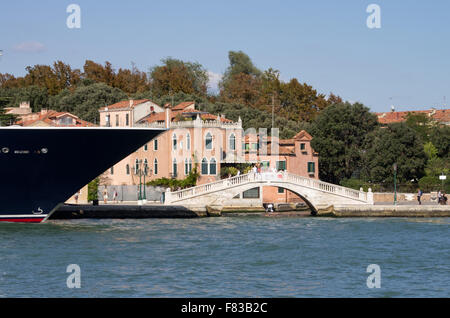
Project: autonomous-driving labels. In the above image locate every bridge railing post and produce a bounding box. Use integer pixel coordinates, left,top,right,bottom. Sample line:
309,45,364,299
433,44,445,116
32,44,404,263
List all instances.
164,188,172,204
367,188,374,204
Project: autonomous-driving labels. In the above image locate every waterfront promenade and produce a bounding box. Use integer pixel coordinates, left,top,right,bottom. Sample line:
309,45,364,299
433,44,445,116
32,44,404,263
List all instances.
50,200,450,219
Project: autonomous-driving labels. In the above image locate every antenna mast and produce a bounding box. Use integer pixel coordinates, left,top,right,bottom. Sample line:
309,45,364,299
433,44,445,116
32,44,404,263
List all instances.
271,94,275,131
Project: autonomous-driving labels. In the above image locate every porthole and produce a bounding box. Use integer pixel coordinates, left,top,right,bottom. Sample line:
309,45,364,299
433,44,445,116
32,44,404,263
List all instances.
41,148,48,154
1,147,9,154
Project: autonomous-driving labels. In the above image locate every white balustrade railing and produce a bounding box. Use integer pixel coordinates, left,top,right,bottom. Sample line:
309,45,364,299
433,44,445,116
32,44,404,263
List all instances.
140,119,242,129
167,171,369,203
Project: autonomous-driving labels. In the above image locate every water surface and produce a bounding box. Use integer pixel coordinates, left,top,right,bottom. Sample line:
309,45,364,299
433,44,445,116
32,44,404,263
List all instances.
0,217,448,297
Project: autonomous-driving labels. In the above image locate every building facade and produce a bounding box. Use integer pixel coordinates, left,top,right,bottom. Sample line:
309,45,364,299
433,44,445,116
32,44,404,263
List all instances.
99,100,319,204
100,101,245,186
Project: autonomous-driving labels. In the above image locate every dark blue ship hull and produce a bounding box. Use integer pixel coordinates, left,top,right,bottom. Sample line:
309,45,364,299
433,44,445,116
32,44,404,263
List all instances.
0,127,164,222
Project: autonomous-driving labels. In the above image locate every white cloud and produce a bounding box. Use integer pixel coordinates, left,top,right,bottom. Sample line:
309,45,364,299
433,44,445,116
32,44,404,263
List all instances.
207,71,223,93
13,41,46,53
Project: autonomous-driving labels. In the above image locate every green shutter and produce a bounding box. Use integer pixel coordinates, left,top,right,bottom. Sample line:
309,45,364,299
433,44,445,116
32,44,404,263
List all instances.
308,162,315,173
276,161,286,171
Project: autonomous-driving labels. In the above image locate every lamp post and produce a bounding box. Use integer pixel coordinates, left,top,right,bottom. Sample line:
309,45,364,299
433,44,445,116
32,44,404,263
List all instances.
135,160,151,205
134,159,144,205
138,160,143,205
142,164,150,204
393,163,397,205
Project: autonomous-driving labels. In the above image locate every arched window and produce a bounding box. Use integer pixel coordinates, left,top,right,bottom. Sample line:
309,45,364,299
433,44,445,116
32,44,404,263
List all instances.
189,158,192,174
209,158,217,175
126,164,130,175
205,132,213,150
154,158,158,175
172,134,177,150
173,158,177,177
229,133,236,150
110,166,114,175
184,158,189,175
186,133,191,150
201,158,208,175
144,144,148,151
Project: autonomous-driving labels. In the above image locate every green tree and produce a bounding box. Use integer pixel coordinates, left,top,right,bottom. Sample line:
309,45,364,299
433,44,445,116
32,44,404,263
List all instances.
404,112,432,142
0,86,49,112
0,73,21,88
422,132,449,178
88,178,99,202
0,97,17,125
13,86,49,112
222,50,262,79
219,51,334,122
429,125,450,158
362,123,426,183
114,64,149,94
219,51,262,106
50,82,127,123
219,72,262,106
309,102,379,184
52,61,81,92
83,60,115,86
149,58,208,97
424,156,449,177
423,141,438,160
278,79,329,122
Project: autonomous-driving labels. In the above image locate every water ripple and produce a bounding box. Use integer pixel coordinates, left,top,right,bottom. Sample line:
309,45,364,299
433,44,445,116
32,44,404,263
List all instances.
0,217,448,297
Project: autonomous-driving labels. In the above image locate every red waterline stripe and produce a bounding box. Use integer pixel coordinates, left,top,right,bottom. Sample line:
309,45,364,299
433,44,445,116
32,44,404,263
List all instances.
0,218,45,223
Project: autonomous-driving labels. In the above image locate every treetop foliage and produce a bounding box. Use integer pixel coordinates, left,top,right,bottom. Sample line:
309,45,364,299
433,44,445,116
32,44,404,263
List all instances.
3,51,445,187
0,51,340,127
149,57,208,98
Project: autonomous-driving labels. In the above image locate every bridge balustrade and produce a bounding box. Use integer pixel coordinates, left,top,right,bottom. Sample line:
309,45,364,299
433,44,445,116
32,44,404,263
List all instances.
166,171,371,204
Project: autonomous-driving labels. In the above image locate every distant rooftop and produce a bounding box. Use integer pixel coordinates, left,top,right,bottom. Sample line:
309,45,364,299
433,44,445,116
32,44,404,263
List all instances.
98,99,152,112
375,108,450,125
17,110,96,127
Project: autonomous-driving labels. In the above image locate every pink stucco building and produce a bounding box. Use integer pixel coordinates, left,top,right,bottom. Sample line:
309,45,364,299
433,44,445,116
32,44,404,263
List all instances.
98,99,319,204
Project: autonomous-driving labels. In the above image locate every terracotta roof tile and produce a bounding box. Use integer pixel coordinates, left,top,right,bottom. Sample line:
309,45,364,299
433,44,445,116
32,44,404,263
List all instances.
18,110,96,127
375,109,450,124
172,101,195,111
293,130,313,141
99,99,151,111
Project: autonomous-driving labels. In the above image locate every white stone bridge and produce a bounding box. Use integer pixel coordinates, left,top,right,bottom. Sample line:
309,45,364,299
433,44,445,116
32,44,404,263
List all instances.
165,172,374,213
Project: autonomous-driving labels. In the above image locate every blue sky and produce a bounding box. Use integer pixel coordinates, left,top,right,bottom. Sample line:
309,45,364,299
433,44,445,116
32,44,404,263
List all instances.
1,0,449,112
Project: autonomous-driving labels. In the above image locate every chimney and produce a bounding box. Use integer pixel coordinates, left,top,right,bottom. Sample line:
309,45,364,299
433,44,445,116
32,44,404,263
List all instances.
19,101,31,109
129,100,133,108
391,105,395,112
164,103,171,128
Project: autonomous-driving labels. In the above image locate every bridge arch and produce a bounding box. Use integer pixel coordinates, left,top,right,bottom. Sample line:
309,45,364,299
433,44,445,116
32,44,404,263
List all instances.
223,183,319,214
